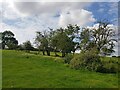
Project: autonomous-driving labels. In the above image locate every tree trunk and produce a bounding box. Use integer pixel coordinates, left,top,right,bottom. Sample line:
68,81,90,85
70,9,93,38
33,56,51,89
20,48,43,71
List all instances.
38,48,40,54
62,50,65,57
54,48,58,56
73,52,75,55
2,44,5,49
42,50,45,55
46,47,50,56
46,50,50,56
54,51,57,56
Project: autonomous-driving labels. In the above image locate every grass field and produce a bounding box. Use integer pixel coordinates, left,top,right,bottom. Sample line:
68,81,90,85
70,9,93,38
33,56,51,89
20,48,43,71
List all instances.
2,50,118,88
0,50,2,89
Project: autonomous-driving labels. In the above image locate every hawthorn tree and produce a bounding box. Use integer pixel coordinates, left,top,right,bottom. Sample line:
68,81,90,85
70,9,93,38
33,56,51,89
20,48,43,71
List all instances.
50,24,80,57
49,28,59,56
80,21,117,56
35,31,50,56
65,24,80,54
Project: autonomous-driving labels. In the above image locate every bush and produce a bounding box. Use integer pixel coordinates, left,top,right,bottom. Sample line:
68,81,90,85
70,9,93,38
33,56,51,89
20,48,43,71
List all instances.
70,54,84,69
63,54,73,64
97,60,119,73
70,49,102,71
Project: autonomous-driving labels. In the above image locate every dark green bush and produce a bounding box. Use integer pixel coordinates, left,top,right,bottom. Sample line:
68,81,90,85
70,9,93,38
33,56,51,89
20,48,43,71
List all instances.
69,47,119,73
63,54,73,64
97,60,119,73
70,49,102,71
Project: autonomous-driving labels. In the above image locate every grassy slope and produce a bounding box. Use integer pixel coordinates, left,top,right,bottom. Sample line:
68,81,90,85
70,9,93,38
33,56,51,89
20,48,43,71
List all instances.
2,50,118,88
0,50,2,89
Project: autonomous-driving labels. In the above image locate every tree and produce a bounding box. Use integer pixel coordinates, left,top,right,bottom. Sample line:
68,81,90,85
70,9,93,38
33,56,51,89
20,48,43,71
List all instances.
80,21,117,56
17,44,24,50
35,31,50,56
57,28,72,57
49,24,80,57
49,28,59,56
23,40,33,52
80,28,92,52
51,25,79,57
1,31,18,49
65,24,80,54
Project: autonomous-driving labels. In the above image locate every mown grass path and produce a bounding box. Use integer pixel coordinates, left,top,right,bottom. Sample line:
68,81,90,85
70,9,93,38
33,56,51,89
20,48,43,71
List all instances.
2,50,118,88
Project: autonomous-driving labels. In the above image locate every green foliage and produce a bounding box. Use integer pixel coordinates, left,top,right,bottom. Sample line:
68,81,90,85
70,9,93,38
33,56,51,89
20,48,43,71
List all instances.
70,49,102,71
23,41,34,52
80,21,117,56
16,44,24,50
80,28,92,52
63,54,73,64
97,58,119,73
35,31,50,56
70,50,119,73
1,31,18,49
70,54,82,69
98,62,118,73
50,24,80,57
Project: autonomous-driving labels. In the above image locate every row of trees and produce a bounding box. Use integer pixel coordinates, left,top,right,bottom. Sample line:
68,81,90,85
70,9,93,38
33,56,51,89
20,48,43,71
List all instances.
34,24,80,57
0,31,34,51
34,21,116,57
0,21,117,57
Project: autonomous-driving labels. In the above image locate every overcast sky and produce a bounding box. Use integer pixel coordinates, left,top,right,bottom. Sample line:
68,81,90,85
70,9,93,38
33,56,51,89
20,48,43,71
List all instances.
0,0,119,55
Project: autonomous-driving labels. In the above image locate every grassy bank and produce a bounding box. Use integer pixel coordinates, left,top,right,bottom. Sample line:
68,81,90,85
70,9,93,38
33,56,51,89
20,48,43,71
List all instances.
2,50,118,88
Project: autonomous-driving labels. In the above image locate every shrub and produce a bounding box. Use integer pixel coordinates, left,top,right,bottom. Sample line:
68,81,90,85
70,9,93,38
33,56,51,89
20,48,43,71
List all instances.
70,54,84,69
97,60,119,73
70,49,102,71
63,54,73,64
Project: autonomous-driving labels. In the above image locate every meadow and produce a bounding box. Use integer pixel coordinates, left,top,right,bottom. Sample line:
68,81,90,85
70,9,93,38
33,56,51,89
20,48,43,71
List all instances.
2,50,119,88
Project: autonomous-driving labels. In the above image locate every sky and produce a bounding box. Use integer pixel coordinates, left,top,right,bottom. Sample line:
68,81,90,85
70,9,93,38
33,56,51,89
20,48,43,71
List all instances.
0,0,119,56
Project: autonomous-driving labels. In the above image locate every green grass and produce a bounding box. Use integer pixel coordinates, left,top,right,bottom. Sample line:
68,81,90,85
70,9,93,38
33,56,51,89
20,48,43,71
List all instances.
0,50,2,89
2,50,118,88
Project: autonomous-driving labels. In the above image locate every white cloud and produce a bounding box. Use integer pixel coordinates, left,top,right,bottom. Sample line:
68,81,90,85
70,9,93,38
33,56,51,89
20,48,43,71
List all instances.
59,9,96,27
1,0,93,2
0,1,96,44
0,15,59,44
1,2,26,21
12,2,92,17
1,22,37,44
1,2,96,28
